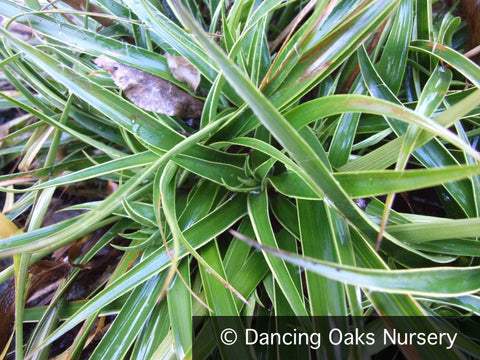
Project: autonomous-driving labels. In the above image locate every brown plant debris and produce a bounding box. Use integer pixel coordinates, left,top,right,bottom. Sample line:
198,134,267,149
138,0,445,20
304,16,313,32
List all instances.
58,0,116,27
93,55,204,119
166,54,201,91
0,261,70,351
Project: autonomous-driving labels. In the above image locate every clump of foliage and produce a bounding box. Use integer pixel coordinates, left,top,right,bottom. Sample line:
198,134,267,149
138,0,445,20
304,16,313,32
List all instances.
1,0,480,358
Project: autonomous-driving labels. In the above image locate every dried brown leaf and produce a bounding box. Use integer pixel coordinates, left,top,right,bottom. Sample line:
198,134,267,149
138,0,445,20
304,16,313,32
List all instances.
0,260,70,350
0,277,15,352
0,212,19,238
166,54,201,91
93,55,203,119
107,180,119,195
457,0,480,64
58,0,115,27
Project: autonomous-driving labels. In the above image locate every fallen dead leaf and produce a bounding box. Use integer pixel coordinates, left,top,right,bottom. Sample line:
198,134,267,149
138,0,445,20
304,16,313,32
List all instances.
93,55,203,119
57,0,115,28
0,212,19,238
0,260,70,351
107,180,119,195
166,54,201,92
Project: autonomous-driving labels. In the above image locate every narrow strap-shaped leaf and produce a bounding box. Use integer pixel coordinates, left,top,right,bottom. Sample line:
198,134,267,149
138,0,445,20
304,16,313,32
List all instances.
199,242,239,315
375,0,413,94
130,301,170,360
298,199,347,316
89,273,167,360
335,164,480,198
410,40,480,87
248,191,308,317
237,235,480,297
167,261,192,358
387,217,480,243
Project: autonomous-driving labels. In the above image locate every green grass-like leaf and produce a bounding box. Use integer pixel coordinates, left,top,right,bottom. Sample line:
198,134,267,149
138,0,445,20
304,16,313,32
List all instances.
1,0,480,358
